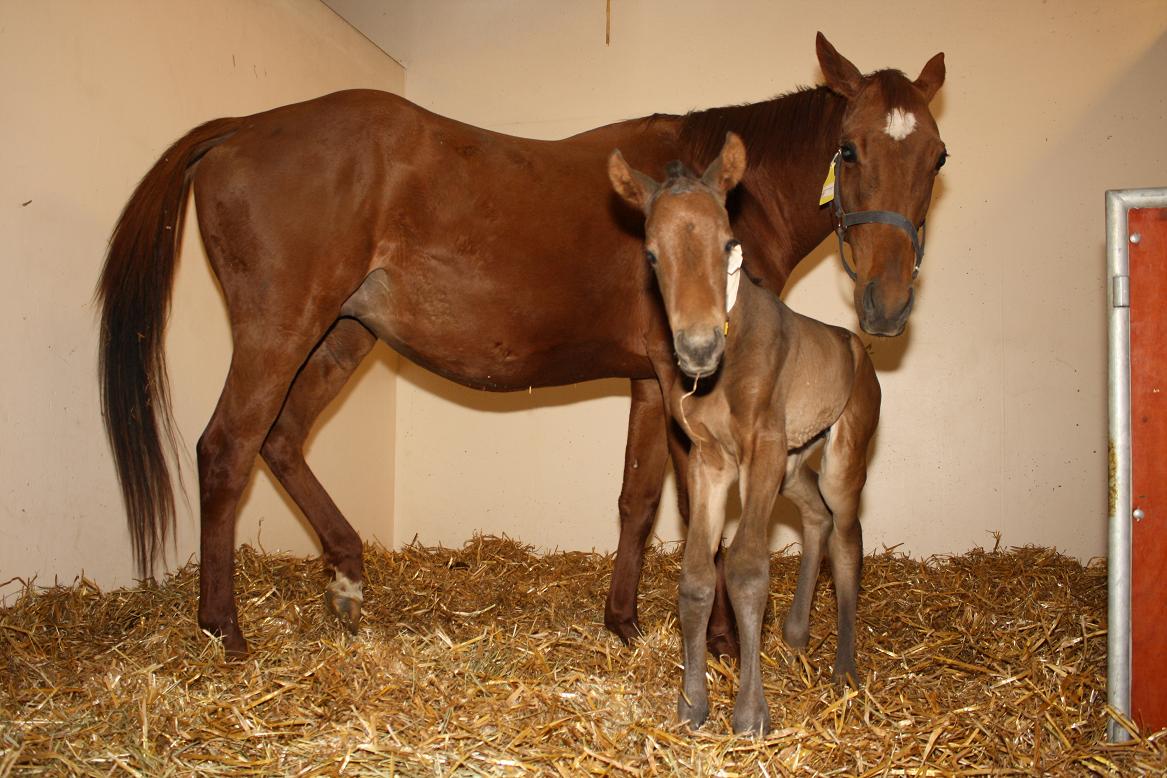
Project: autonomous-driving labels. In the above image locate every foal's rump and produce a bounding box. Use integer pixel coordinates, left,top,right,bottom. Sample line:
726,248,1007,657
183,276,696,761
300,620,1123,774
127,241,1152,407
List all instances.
776,306,873,450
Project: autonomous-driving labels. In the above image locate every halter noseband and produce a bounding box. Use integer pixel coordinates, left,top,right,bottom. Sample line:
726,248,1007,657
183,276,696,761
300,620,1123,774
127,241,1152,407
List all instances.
831,152,926,281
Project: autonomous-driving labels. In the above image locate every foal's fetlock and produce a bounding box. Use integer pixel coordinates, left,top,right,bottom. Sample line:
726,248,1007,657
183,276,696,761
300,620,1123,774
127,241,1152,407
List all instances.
782,613,810,651
324,571,364,634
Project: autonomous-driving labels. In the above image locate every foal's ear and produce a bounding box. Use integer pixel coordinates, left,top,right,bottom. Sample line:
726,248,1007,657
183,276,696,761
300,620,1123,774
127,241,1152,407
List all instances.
608,149,658,212
914,52,946,103
816,32,863,99
702,131,747,196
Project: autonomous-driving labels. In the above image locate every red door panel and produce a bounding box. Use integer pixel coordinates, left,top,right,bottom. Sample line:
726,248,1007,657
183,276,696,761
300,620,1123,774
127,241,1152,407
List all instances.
1129,205,1167,734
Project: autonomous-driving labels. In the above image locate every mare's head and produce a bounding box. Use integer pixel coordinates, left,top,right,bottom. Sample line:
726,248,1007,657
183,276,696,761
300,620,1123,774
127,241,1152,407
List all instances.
609,133,746,377
818,33,947,336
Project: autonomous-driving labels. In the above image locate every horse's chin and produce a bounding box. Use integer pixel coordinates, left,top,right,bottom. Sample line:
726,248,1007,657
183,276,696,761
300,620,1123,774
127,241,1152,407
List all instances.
677,356,722,379
858,283,913,337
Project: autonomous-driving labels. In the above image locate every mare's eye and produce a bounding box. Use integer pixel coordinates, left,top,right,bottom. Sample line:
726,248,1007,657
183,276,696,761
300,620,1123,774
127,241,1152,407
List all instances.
935,150,948,171
725,240,740,253
645,249,658,267
840,143,858,163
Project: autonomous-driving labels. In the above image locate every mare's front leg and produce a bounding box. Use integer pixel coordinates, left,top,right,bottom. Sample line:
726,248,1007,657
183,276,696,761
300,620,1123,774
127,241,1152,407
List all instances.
677,446,735,729
605,379,672,645
260,317,376,634
725,435,785,736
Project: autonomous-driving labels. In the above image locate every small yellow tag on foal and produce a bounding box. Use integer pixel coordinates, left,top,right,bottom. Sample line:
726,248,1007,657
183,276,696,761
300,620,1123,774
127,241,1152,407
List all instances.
819,151,839,206
723,320,730,336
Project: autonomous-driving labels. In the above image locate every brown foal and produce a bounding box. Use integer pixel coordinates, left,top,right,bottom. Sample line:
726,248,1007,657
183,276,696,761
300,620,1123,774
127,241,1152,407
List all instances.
609,134,881,735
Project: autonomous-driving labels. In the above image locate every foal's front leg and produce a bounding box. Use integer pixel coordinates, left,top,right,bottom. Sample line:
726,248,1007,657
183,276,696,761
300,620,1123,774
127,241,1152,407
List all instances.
725,436,785,736
677,446,735,729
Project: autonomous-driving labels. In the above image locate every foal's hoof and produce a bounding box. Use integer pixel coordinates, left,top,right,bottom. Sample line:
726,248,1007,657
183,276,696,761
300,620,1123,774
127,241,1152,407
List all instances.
324,575,364,635
708,630,740,662
678,694,709,730
732,706,772,738
832,661,861,688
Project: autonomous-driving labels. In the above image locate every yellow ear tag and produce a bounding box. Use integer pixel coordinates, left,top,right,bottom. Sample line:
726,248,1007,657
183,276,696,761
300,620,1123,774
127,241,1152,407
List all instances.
723,320,730,336
819,151,840,206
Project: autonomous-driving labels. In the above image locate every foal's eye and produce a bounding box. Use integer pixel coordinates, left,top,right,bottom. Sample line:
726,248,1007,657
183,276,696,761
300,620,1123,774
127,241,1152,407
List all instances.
935,150,948,171
645,249,658,267
840,143,858,163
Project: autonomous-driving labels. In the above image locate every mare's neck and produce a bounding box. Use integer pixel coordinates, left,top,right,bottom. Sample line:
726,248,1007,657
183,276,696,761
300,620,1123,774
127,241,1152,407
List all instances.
679,87,845,295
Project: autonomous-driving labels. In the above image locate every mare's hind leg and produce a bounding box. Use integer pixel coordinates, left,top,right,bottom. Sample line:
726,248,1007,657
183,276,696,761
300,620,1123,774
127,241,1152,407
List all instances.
817,358,880,684
780,447,832,654
260,317,376,634
197,321,333,657
605,379,672,644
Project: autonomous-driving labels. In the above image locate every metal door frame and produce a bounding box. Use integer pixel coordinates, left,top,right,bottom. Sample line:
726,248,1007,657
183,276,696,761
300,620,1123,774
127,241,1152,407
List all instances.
1106,186,1167,743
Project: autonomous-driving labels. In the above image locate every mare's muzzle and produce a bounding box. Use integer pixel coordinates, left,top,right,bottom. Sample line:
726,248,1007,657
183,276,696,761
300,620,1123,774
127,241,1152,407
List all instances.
861,282,914,337
674,327,725,378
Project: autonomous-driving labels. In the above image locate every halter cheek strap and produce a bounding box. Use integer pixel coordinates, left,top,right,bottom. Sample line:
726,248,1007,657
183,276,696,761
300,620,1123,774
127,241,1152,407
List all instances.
831,152,927,281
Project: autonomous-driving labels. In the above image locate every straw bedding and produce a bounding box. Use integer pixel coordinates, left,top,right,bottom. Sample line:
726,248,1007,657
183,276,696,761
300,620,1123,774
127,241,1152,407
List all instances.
2,536,1164,776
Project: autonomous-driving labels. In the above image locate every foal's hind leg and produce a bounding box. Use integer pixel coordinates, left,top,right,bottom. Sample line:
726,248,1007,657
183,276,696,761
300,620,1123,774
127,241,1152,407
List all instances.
780,447,832,654
260,317,376,634
817,359,880,684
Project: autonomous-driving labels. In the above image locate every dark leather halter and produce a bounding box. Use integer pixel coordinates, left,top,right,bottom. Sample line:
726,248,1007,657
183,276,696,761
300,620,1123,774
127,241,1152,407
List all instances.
831,151,926,281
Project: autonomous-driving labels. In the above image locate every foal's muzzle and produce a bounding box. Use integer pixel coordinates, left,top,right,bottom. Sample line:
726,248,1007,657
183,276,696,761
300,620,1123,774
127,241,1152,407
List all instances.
674,327,725,377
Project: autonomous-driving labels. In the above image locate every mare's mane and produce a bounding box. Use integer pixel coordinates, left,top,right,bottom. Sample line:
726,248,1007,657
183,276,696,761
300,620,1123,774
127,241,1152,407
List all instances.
673,69,915,173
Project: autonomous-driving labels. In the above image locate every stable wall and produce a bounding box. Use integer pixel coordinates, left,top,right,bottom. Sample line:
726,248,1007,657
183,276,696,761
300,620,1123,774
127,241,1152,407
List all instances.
0,1,403,602
326,0,1167,561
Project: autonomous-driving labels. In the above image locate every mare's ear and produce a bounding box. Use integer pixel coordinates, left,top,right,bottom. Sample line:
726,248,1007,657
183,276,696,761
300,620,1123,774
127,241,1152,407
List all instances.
914,52,945,102
608,149,658,212
702,132,747,195
816,32,863,99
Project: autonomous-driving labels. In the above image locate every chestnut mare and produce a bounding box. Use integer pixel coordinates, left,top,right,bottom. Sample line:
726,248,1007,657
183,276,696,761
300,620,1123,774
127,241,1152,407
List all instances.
609,133,880,735
97,34,944,656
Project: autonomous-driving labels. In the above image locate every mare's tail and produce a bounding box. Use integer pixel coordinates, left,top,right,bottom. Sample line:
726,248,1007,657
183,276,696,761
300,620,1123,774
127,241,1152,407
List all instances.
96,117,242,578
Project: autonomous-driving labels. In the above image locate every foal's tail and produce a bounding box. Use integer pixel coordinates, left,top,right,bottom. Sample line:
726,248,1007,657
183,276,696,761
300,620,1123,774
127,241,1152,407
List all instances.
96,117,242,578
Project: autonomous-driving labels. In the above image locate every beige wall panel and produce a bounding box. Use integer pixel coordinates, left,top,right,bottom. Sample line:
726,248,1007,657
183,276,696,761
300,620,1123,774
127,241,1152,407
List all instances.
328,0,1166,561
0,1,403,602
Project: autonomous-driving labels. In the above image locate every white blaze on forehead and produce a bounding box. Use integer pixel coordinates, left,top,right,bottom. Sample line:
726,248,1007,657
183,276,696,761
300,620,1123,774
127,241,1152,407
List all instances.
883,108,917,141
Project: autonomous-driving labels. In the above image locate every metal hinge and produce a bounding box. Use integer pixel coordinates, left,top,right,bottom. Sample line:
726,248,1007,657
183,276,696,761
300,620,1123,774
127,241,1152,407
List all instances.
1113,275,1130,308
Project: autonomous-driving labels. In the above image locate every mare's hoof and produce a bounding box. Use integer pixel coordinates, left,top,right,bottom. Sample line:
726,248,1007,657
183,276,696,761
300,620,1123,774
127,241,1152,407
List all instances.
325,589,363,634
732,707,772,737
708,631,740,662
604,614,642,647
678,694,709,730
199,617,249,659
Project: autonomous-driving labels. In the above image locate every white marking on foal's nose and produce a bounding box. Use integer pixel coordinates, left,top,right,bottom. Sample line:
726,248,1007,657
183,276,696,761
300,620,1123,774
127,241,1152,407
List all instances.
883,108,917,141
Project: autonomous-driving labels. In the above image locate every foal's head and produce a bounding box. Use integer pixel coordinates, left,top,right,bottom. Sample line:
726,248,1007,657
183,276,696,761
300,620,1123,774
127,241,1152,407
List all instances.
817,33,947,336
609,133,746,377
